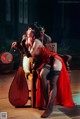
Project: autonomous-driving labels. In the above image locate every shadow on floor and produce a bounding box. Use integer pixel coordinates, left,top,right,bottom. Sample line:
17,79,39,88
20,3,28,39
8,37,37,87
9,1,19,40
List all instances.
59,105,80,118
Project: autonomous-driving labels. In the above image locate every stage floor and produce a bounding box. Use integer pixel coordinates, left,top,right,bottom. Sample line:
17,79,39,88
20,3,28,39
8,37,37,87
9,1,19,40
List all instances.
0,70,80,119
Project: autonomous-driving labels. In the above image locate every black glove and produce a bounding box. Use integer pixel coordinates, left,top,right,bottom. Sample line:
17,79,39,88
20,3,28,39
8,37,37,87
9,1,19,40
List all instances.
22,40,31,57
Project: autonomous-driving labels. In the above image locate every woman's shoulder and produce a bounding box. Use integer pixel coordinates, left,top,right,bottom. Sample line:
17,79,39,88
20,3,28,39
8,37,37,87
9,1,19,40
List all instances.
35,39,43,46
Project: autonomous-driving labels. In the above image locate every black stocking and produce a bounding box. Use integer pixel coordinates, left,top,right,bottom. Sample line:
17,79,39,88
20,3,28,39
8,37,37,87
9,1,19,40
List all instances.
40,66,50,105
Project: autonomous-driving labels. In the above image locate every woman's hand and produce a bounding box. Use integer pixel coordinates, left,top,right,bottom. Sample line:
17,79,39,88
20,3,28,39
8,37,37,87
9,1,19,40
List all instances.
11,42,17,48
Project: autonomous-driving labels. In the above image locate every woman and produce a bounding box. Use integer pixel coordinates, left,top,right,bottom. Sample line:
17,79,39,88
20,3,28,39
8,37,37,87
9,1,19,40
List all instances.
25,24,75,118
12,24,75,118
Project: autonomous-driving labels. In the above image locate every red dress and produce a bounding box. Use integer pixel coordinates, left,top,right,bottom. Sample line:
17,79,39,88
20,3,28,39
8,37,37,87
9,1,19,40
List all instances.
35,47,75,108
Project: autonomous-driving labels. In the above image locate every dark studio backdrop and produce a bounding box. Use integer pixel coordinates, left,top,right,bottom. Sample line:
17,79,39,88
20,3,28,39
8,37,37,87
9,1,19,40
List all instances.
0,0,80,69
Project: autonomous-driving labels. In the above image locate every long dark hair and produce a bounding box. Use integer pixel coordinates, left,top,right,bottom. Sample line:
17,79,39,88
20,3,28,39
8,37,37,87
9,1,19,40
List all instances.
27,23,41,39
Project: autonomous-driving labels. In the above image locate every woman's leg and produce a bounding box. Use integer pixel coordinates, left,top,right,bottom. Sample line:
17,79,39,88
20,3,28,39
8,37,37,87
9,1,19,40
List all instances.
40,65,51,105
41,71,60,118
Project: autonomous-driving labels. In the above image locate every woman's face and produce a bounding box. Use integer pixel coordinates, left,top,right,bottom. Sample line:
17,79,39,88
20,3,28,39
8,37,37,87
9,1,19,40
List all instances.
26,28,34,38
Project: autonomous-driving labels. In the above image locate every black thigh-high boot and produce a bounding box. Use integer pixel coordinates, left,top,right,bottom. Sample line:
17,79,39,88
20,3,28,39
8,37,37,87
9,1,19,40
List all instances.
41,75,59,118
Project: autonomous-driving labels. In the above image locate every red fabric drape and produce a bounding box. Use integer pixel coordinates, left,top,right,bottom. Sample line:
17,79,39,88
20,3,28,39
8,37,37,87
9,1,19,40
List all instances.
35,48,75,107
35,75,45,108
